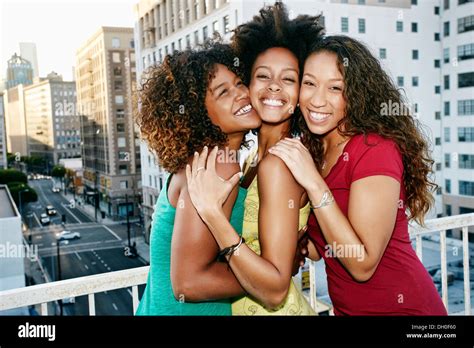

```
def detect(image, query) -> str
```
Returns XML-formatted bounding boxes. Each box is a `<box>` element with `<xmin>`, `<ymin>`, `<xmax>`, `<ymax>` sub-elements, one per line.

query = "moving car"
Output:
<box><xmin>51</xmin><ymin>187</ymin><xmax>61</xmax><ymax>193</ymax></box>
<box><xmin>46</xmin><ymin>205</ymin><xmax>57</xmax><ymax>216</ymax></box>
<box><xmin>55</xmin><ymin>230</ymin><xmax>81</xmax><ymax>241</ymax></box>
<box><xmin>40</xmin><ymin>213</ymin><xmax>50</xmax><ymax>225</ymax></box>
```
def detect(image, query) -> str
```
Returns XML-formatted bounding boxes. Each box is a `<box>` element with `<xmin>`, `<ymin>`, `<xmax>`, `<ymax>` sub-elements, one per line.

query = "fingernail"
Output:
<box><xmin>204</xmin><ymin>146</ymin><xmax>208</xmax><ymax>151</ymax></box>
<box><xmin>194</xmin><ymin>152</ymin><xmax>198</xmax><ymax>156</ymax></box>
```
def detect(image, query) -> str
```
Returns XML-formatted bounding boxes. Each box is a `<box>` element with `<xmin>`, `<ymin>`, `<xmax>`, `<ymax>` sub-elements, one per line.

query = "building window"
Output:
<box><xmin>435</xmin><ymin>85</ymin><xmax>441</xmax><ymax>94</ymax></box>
<box><xmin>435</xmin><ymin>111</ymin><xmax>441</xmax><ymax>120</ymax></box>
<box><xmin>459</xmin><ymin>181</ymin><xmax>474</xmax><ymax>196</ymax></box>
<box><xmin>444</xmin><ymin>75</ymin><xmax>450</xmax><ymax>90</ymax></box>
<box><xmin>445</xmin><ymin>179</ymin><xmax>451</xmax><ymax>194</ymax></box>
<box><xmin>117</xmin><ymin>123</ymin><xmax>125</xmax><ymax>132</ymax></box>
<box><xmin>115</xmin><ymin>95</ymin><xmax>124</xmax><ymax>104</ymax></box>
<box><xmin>434</xmin><ymin>6</ymin><xmax>440</xmax><ymax>15</ymax></box>
<box><xmin>434</xmin><ymin>33</ymin><xmax>440</xmax><ymax>41</ymax></box>
<box><xmin>435</xmin><ymin>137</ymin><xmax>441</xmax><ymax>145</ymax></box>
<box><xmin>379</xmin><ymin>48</ymin><xmax>386</xmax><ymax>59</ymax></box>
<box><xmin>396</xmin><ymin>21</ymin><xmax>403</xmax><ymax>32</ymax></box>
<box><xmin>412</xmin><ymin>50</ymin><xmax>419</xmax><ymax>60</ymax></box>
<box><xmin>444</xmin><ymin>101</ymin><xmax>450</xmax><ymax>116</ymax></box>
<box><xmin>212</xmin><ymin>20</ymin><xmax>219</xmax><ymax>33</ymax></box>
<box><xmin>186</xmin><ymin>34</ymin><xmax>191</xmax><ymax>48</ymax></box>
<box><xmin>458</xmin><ymin>127</ymin><xmax>474</xmax><ymax>142</ymax></box>
<box><xmin>445</xmin><ymin>204</ymin><xmax>452</xmax><ymax>216</ymax></box>
<box><xmin>203</xmin><ymin>26</ymin><xmax>209</xmax><ymax>40</ymax></box>
<box><xmin>341</xmin><ymin>17</ymin><xmax>349</xmax><ymax>33</ymax></box>
<box><xmin>223</xmin><ymin>15</ymin><xmax>231</xmax><ymax>34</ymax></box>
<box><xmin>112</xmin><ymin>37</ymin><xmax>120</xmax><ymax>48</ymax></box>
<box><xmin>443</xmin><ymin>48</ymin><xmax>450</xmax><ymax>63</ymax></box>
<box><xmin>114</xmin><ymin>80</ymin><xmax>123</xmax><ymax>91</ymax></box>
<box><xmin>411</xmin><ymin>22</ymin><xmax>418</xmax><ymax>32</ymax></box>
<box><xmin>397</xmin><ymin>76</ymin><xmax>404</xmax><ymax>87</ymax></box>
<box><xmin>194</xmin><ymin>30</ymin><xmax>199</xmax><ymax>45</ymax></box>
<box><xmin>458</xmin><ymin>72</ymin><xmax>474</xmax><ymax>88</ymax></box>
<box><xmin>358</xmin><ymin>18</ymin><xmax>365</xmax><ymax>33</ymax></box>
<box><xmin>178</xmin><ymin>39</ymin><xmax>182</xmax><ymax>51</ymax></box>
<box><xmin>444</xmin><ymin>0</ymin><xmax>450</xmax><ymax>10</ymax></box>
<box><xmin>458</xmin><ymin>43</ymin><xmax>474</xmax><ymax>61</ymax></box>
<box><xmin>445</xmin><ymin>153</ymin><xmax>451</xmax><ymax>168</ymax></box>
<box><xmin>116</xmin><ymin>109</ymin><xmax>125</xmax><ymax>118</ymax></box>
<box><xmin>412</xmin><ymin>76</ymin><xmax>419</xmax><ymax>87</ymax></box>
<box><xmin>459</xmin><ymin>154</ymin><xmax>474</xmax><ymax>169</ymax></box>
<box><xmin>120</xmin><ymin>180</ymin><xmax>128</xmax><ymax>189</ymax></box>
<box><xmin>119</xmin><ymin>164</ymin><xmax>127</xmax><ymax>174</ymax></box>
<box><xmin>458</xmin><ymin>100</ymin><xmax>474</xmax><ymax>115</ymax></box>
<box><xmin>434</xmin><ymin>59</ymin><xmax>440</xmax><ymax>68</ymax></box>
<box><xmin>112</xmin><ymin>52</ymin><xmax>121</xmax><ymax>63</ymax></box>
<box><xmin>114</xmin><ymin>67</ymin><xmax>122</xmax><ymax>76</ymax></box>
<box><xmin>444</xmin><ymin>127</ymin><xmax>450</xmax><ymax>142</ymax></box>
<box><xmin>458</xmin><ymin>15</ymin><xmax>474</xmax><ymax>34</ymax></box>
<box><xmin>444</xmin><ymin>21</ymin><xmax>450</xmax><ymax>36</ymax></box>
<box><xmin>117</xmin><ymin>137</ymin><xmax>126</xmax><ymax>147</ymax></box>
<box><xmin>436</xmin><ymin>163</ymin><xmax>442</xmax><ymax>171</ymax></box>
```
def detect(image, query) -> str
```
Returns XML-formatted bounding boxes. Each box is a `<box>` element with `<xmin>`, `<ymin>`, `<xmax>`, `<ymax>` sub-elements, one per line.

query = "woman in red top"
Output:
<box><xmin>269</xmin><ymin>36</ymin><xmax>447</xmax><ymax>315</ymax></box>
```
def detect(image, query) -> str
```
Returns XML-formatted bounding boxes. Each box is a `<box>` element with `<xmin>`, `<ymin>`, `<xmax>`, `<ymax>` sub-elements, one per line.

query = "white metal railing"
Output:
<box><xmin>408</xmin><ymin>213</ymin><xmax>474</xmax><ymax>315</ymax></box>
<box><xmin>0</xmin><ymin>214</ymin><xmax>472</xmax><ymax>315</ymax></box>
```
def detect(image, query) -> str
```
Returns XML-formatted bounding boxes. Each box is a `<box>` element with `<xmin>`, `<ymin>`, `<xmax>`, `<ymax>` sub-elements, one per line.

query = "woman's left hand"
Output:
<box><xmin>268</xmin><ymin>138</ymin><xmax>321</xmax><ymax>192</ymax></box>
<box><xmin>186</xmin><ymin>146</ymin><xmax>242</xmax><ymax>221</ymax></box>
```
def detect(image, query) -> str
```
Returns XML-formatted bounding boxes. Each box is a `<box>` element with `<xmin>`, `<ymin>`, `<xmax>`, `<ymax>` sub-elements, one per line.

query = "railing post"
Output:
<box><xmin>88</xmin><ymin>293</ymin><xmax>96</xmax><ymax>316</ymax></box>
<box><xmin>309</xmin><ymin>259</ymin><xmax>317</xmax><ymax>311</ymax></box>
<box><xmin>41</xmin><ymin>303</ymin><xmax>48</xmax><ymax>316</ymax></box>
<box><xmin>462</xmin><ymin>226</ymin><xmax>471</xmax><ymax>315</ymax></box>
<box><xmin>132</xmin><ymin>285</ymin><xmax>139</xmax><ymax>314</ymax></box>
<box><xmin>415</xmin><ymin>234</ymin><xmax>423</xmax><ymax>261</ymax></box>
<box><xmin>440</xmin><ymin>230</ymin><xmax>448</xmax><ymax>312</ymax></box>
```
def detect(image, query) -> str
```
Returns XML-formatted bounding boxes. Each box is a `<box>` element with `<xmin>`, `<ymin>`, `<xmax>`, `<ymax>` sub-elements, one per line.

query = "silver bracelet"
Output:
<box><xmin>310</xmin><ymin>190</ymin><xmax>335</xmax><ymax>209</ymax></box>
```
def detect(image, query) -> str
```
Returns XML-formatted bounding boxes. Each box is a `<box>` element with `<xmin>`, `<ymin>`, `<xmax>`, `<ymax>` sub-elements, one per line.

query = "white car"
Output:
<box><xmin>62</xmin><ymin>297</ymin><xmax>75</xmax><ymax>304</ymax></box>
<box><xmin>40</xmin><ymin>213</ymin><xmax>50</xmax><ymax>225</ymax></box>
<box><xmin>56</xmin><ymin>230</ymin><xmax>81</xmax><ymax>241</ymax></box>
<box><xmin>52</xmin><ymin>187</ymin><xmax>61</xmax><ymax>193</ymax></box>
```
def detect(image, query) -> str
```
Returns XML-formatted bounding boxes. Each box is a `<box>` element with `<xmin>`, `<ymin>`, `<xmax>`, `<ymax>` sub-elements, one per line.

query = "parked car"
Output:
<box><xmin>40</xmin><ymin>213</ymin><xmax>50</xmax><ymax>225</ymax></box>
<box><xmin>46</xmin><ymin>205</ymin><xmax>57</xmax><ymax>216</ymax></box>
<box><xmin>56</xmin><ymin>230</ymin><xmax>81</xmax><ymax>241</ymax></box>
<box><xmin>62</xmin><ymin>297</ymin><xmax>75</xmax><ymax>304</ymax></box>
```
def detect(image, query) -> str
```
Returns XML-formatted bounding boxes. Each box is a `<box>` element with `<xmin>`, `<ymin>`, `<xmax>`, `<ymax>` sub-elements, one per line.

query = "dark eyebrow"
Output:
<box><xmin>303</xmin><ymin>73</ymin><xmax>343</xmax><ymax>82</ymax></box>
<box><xmin>211</xmin><ymin>81</ymin><xmax>226</xmax><ymax>93</ymax></box>
<box><xmin>255</xmin><ymin>65</ymin><xmax>298</xmax><ymax>73</ymax></box>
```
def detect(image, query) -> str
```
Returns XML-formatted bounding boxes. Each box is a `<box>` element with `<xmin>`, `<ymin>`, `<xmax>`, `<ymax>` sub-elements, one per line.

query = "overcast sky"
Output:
<box><xmin>1</xmin><ymin>0</ymin><xmax>137</xmax><ymax>81</ymax></box>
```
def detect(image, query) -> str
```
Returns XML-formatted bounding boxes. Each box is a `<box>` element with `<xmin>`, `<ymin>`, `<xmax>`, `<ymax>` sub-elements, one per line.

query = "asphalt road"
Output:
<box><xmin>23</xmin><ymin>178</ymin><xmax>147</xmax><ymax>316</ymax></box>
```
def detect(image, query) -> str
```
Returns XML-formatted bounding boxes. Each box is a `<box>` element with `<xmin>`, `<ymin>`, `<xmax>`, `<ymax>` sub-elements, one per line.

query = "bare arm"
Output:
<box><xmin>170</xmin><ymin>161</ymin><xmax>245</xmax><ymax>302</ymax></box>
<box><xmin>186</xmin><ymin>148</ymin><xmax>306</xmax><ymax>309</ymax></box>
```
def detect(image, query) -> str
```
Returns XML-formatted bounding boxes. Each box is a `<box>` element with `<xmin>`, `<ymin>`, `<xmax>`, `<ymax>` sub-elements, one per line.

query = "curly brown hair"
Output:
<box><xmin>299</xmin><ymin>35</ymin><xmax>437</xmax><ymax>225</ymax></box>
<box><xmin>135</xmin><ymin>41</ymin><xmax>245</xmax><ymax>173</ymax></box>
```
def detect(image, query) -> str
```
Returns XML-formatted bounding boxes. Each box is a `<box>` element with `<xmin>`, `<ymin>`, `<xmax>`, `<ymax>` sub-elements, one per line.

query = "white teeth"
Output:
<box><xmin>309</xmin><ymin>111</ymin><xmax>331</xmax><ymax>121</ymax></box>
<box><xmin>262</xmin><ymin>98</ymin><xmax>285</xmax><ymax>107</ymax></box>
<box><xmin>235</xmin><ymin>104</ymin><xmax>252</xmax><ymax>116</ymax></box>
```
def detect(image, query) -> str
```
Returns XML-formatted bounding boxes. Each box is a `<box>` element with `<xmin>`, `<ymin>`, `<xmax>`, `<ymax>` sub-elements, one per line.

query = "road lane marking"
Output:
<box><xmin>127</xmin><ymin>289</ymin><xmax>133</xmax><ymax>297</ymax></box>
<box><xmin>112</xmin><ymin>303</ymin><xmax>118</xmax><ymax>311</ymax></box>
<box><xmin>36</xmin><ymin>182</ymin><xmax>82</xmax><ymax>223</ymax></box>
<box><xmin>102</xmin><ymin>225</ymin><xmax>121</xmax><ymax>241</ymax></box>
<box><xmin>75</xmin><ymin>252</ymin><xmax>82</xmax><ymax>261</ymax></box>
<box><xmin>84</xmin><ymin>265</ymin><xmax>89</xmax><ymax>270</ymax></box>
<box><xmin>33</xmin><ymin>212</ymin><xmax>41</xmax><ymax>226</ymax></box>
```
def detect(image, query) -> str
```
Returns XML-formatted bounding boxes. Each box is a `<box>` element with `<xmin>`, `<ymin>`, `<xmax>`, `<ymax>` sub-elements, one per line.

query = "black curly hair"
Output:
<box><xmin>135</xmin><ymin>40</ymin><xmax>245</xmax><ymax>173</ymax></box>
<box><xmin>231</xmin><ymin>1</ymin><xmax>325</xmax><ymax>85</ymax></box>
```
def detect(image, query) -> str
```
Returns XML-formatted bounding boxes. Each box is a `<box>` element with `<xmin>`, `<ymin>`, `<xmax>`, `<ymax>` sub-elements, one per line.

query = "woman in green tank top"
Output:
<box><xmin>134</xmin><ymin>42</ymin><xmax>261</xmax><ymax>315</ymax></box>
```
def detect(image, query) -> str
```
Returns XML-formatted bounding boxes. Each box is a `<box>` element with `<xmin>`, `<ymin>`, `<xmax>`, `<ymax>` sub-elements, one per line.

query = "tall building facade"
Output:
<box><xmin>4</xmin><ymin>84</ymin><xmax>28</xmax><ymax>157</ymax></box>
<box><xmin>23</xmin><ymin>73</ymin><xmax>82</xmax><ymax>169</ymax></box>
<box><xmin>75</xmin><ymin>27</ymin><xmax>141</xmax><ymax>220</ymax></box>
<box><xmin>19</xmin><ymin>42</ymin><xmax>39</xmax><ymax>79</ymax></box>
<box><xmin>439</xmin><ymin>0</ymin><xmax>474</xmax><ymax>226</ymax></box>
<box><xmin>134</xmin><ymin>0</ymin><xmax>473</xmax><ymax>240</ymax></box>
<box><xmin>5</xmin><ymin>53</ymin><xmax>33</xmax><ymax>89</ymax></box>
<box><xmin>0</xmin><ymin>92</ymin><xmax>7</xmax><ymax>169</ymax></box>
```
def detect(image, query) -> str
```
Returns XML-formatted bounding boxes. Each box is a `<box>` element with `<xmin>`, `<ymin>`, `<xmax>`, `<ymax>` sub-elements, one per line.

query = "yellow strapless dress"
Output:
<box><xmin>232</xmin><ymin>151</ymin><xmax>316</xmax><ymax>315</ymax></box>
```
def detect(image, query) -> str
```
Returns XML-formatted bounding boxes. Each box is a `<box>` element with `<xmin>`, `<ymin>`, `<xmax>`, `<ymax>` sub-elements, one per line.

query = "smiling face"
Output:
<box><xmin>249</xmin><ymin>47</ymin><xmax>300</xmax><ymax>124</ymax></box>
<box><xmin>205</xmin><ymin>64</ymin><xmax>261</xmax><ymax>134</ymax></box>
<box><xmin>299</xmin><ymin>51</ymin><xmax>347</xmax><ymax>135</ymax></box>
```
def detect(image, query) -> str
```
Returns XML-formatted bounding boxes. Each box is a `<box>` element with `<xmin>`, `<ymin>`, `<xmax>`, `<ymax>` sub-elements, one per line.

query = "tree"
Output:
<box><xmin>0</xmin><ymin>169</ymin><xmax>27</xmax><ymax>185</ymax></box>
<box><xmin>51</xmin><ymin>165</ymin><xmax>66</xmax><ymax>178</ymax></box>
<box><xmin>6</xmin><ymin>182</ymin><xmax>38</xmax><ymax>207</ymax></box>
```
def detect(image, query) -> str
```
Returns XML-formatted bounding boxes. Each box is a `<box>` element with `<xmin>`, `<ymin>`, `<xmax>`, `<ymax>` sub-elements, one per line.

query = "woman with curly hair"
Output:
<box><xmin>185</xmin><ymin>2</ymin><xmax>324</xmax><ymax>315</ymax></box>
<box><xmin>134</xmin><ymin>42</ymin><xmax>261</xmax><ymax>315</ymax></box>
<box><xmin>268</xmin><ymin>35</ymin><xmax>447</xmax><ymax>315</ymax></box>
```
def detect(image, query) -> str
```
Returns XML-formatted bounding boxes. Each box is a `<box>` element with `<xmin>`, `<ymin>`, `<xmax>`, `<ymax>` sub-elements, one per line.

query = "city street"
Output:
<box><xmin>23</xmin><ymin>178</ymin><xmax>147</xmax><ymax>315</ymax></box>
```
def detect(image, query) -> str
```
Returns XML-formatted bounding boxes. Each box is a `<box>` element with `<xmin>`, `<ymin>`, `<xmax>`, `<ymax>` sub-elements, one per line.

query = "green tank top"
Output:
<box><xmin>136</xmin><ymin>174</ymin><xmax>246</xmax><ymax>315</ymax></box>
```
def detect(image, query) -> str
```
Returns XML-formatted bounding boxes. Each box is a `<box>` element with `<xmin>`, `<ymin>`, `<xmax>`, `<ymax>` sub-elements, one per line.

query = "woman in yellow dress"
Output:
<box><xmin>186</xmin><ymin>3</ymin><xmax>324</xmax><ymax>315</ymax></box>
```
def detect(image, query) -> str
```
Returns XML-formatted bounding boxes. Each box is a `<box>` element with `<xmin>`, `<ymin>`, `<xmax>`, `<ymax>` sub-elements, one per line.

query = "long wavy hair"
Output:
<box><xmin>299</xmin><ymin>36</ymin><xmax>437</xmax><ymax>225</ymax></box>
<box><xmin>134</xmin><ymin>41</ymin><xmax>245</xmax><ymax>173</ymax></box>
